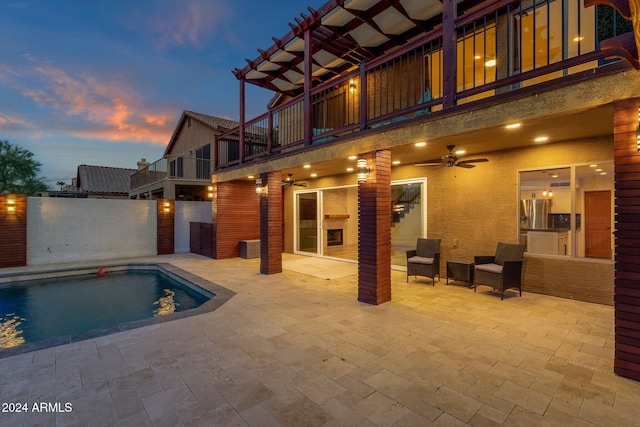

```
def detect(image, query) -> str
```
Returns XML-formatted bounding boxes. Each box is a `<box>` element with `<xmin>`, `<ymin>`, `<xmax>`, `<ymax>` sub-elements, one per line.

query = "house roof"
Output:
<box><xmin>76</xmin><ymin>165</ymin><xmax>136</xmax><ymax>195</ymax></box>
<box><xmin>164</xmin><ymin>110</ymin><xmax>239</xmax><ymax>156</ymax></box>
<box><xmin>233</xmin><ymin>0</ymin><xmax>481</xmax><ymax>95</ymax></box>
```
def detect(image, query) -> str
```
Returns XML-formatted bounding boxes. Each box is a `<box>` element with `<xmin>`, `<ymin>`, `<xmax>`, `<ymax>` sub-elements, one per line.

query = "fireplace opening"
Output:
<box><xmin>327</xmin><ymin>229</ymin><xmax>344</xmax><ymax>246</ymax></box>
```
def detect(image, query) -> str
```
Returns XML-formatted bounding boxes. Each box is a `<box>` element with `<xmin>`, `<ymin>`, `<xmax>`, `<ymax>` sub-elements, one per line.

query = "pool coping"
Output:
<box><xmin>0</xmin><ymin>263</ymin><xmax>236</xmax><ymax>359</ymax></box>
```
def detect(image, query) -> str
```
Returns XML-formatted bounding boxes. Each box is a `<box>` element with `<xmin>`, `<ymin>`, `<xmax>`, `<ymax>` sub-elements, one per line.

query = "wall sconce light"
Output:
<box><xmin>163</xmin><ymin>202</ymin><xmax>171</xmax><ymax>213</ymax></box>
<box><xmin>207</xmin><ymin>186</ymin><xmax>214</xmax><ymax>199</ymax></box>
<box><xmin>255</xmin><ymin>178</ymin><xmax>264</xmax><ymax>195</ymax></box>
<box><xmin>7</xmin><ymin>198</ymin><xmax>16</xmax><ymax>213</ymax></box>
<box><xmin>349</xmin><ymin>78</ymin><xmax>357</xmax><ymax>94</ymax></box>
<box><xmin>357</xmin><ymin>158</ymin><xmax>371</xmax><ymax>183</ymax></box>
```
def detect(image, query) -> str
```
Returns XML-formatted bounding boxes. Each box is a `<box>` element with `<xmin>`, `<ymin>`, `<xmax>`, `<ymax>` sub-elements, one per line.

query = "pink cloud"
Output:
<box><xmin>20</xmin><ymin>64</ymin><xmax>176</xmax><ymax>145</ymax></box>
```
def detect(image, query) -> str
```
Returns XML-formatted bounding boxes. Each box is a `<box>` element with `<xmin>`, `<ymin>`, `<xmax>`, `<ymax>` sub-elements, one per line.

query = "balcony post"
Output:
<box><xmin>268</xmin><ymin>110</ymin><xmax>274</xmax><ymax>153</ymax></box>
<box><xmin>442</xmin><ymin>0</ymin><xmax>457</xmax><ymax>109</ymax></box>
<box><xmin>303</xmin><ymin>27</ymin><xmax>313</xmax><ymax>147</ymax></box>
<box><xmin>239</xmin><ymin>78</ymin><xmax>246</xmax><ymax>163</ymax></box>
<box><xmin>359</xmin><ymin>61</ymin><xmax>367</xmax><ymax>129</ymax></box>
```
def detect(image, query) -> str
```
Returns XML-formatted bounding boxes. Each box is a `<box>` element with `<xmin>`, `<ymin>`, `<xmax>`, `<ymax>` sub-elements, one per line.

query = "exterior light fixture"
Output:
<box><xmin>349</xmin><ymin>78</ymin><xmax>357</xmax><ymax>94</ymax></box>
<box><xmin>485</xmin><ymin>59</ymin><xmax>496</xmax><ymax>67</ymax></box>
<box><xmin>207</xmin><ymin>186</ymin><xmax>214</xmax><ymax>199</ymax></box>
<box><xmin>505</xmin><ymin>123</ymin><xmax>521</xmax><ymax>129</ymax></box>
<box><xmin>255</xmin><ymin>178</ymin><xmax>264</xmax><ymax>194</ymax></box>
<box><xmin>357</xmin><ymin>158</ymin><xmax>371</xmax><ymax>183</ymax></box>
<box><xmin>163</xmin><ymin>202</ymin><xmax>171</xmax><ymax>213</ymax></box>
<box><xmin>7</xmin><ymin>198</ymin><xmax>15</xmax><ymax>213</ymax></box>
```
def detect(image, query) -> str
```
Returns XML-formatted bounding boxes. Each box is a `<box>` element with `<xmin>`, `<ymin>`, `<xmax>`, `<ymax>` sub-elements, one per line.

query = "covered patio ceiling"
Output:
<box><xmin>233</xmin><ymin>0</ymin><xmax>482</xmax><ymax>95</ymax></box>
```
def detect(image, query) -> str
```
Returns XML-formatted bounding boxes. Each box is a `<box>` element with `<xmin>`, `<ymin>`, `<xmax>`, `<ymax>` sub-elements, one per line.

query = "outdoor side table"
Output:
<box><xmin>446</xmin><ymin>261</ymin><xmax>474</xmax><ymax>288</ymax></box>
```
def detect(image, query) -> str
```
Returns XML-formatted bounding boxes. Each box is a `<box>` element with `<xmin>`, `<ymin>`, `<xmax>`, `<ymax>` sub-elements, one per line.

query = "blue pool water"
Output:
<box><xmin>0</xmin><ymin>269</ymin><xmax>210</xmax><ymax>349</ymax></box>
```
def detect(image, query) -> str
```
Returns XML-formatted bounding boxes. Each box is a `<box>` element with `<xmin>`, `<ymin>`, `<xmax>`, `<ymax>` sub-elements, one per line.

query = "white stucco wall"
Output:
<box><xmin>175</xmin><ymin>201</ymin><xmax>212</xmax><ymax>253</ymax></box>
<box><xmin>27</xmin><ymin>198</ymin><xmax>157</xmax><ymax>265</ymax></box>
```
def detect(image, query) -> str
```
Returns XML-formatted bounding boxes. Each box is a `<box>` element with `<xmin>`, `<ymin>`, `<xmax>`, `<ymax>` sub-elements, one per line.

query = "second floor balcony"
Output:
<box><xmin>131</xmin><ymin>154</ymin><xmax>212</xmax><ymax>191</ymax></box>
<box><xmin>215</xmin><ymin>0</ymin><xmax>634</xmax><ymax>170</ymax></box>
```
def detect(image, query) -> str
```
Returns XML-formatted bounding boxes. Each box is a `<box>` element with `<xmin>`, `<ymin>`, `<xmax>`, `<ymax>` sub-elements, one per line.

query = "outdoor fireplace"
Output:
<box><xmin>327</xmin><ymin>229</ymin><xmax>344</xmax><ymax>246</ymax></box>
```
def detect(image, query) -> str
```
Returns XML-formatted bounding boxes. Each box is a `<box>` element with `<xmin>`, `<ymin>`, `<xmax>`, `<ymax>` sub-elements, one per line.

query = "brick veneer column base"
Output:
<box><xmin>613</xmin><ymin>97</ymin><xmax>640</xmax><ymax>382</ymax></box>
<box><xmin>0</xmin><ymin>194</ymin><xmax>27</xmax><ymax>268</ymax></box>
<box><xmin>260</xmin><ymin>172</ymin><xmax>283</xmax><ymax>274</ymax></box>
<box><xmin>358</xmin><ymin>150</ymin><xmax>392</xmax><ymax>305</ymax></box>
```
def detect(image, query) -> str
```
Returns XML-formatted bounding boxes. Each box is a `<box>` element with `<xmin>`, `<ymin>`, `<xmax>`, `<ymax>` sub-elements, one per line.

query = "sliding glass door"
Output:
<box><xmin>296</xmin><ymin>191</ymin><xmax>319</xmax><ymax>254</ymax></box>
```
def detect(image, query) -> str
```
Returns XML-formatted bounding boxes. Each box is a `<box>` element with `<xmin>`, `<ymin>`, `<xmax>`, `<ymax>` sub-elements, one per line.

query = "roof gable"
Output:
<box><xmin>164</xmin><ymin>110</ymin><xmax>239</xmax><ymax>156</ymax></box>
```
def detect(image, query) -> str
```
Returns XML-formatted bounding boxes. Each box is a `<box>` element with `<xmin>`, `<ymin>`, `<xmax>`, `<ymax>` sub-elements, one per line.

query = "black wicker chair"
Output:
<box><xmin>474</xmin><ymin>243</ymin><xmax>526</xmax><ymax>300</ymax></box>
<box><xmin>406</xmin><ymin>238</ymin><xmax>441</xmax><ymax>285</ymax></box>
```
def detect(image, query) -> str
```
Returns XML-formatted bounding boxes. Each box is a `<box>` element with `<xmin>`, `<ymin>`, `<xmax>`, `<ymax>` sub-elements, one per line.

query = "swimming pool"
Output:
<box><xmin>0</xmin><ymin>263</ymin><xmax>233</xmax><ymax>357</ymax></box>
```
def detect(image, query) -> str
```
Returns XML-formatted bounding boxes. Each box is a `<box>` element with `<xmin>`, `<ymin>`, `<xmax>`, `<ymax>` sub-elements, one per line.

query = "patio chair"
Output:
<box><xmin>406</xmin><ymin>238</ymin><xmax>441</xmax><ymax>285</ymax></box>
<box><xmin>474</xmin><ymin>242</ymin><xmax>526</xmax><ymax>300</ymax></box>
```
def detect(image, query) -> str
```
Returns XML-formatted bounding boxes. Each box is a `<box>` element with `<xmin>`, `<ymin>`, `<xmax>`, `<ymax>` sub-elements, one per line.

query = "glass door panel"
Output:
<box><xmin>391</xmin><ymin>180</ymin><xmax>425</xmax><ymax>267</ymax></box>
<box><xmin>296</xmin><ymin>192</ymin><xmax>319</xmax><ymax>254</ymax></box>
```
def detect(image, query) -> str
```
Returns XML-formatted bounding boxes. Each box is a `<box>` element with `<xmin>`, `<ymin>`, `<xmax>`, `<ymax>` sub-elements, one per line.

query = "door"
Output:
<box><xmin>584</xmin><ymin>190</ymin><xmax>611</xmax><ymax>259</ymax></box>
<box><xmin>296</xmin><ymin>191</ymin><xmax>320</xmax><ymax>254</ymax></box>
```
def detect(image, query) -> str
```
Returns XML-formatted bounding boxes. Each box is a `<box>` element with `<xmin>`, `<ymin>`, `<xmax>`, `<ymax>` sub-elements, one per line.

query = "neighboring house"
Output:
<box><xmin>203</xmin><ymin>0</ymin><xmax>640</xmax><ymax>381</ymax></box>
<box><xmin>76</xmin><ymin>165</ymin><xmax>136</xmax><ymax>199</ymax></box>
<box><xmin>129</xmin><ymin>110</ymin><xmax>238</xmax><ymax>200</ymax></box>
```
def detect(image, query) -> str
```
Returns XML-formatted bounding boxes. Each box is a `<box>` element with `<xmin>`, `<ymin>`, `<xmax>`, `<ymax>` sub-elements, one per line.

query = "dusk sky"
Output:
<box><xmin>1</xmin><ymin>0</ymin><xmax>309</xmax><ymax>188</ymax></box>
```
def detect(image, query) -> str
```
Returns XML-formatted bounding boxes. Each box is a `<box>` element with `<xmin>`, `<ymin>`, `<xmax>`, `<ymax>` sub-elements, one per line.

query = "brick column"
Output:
<box><xmin>157</xmin><ymin>199</ymin><xmax>175</xmax><ymax>255</ymax></box>
<box><xmin>211</xmin><ymin>180</ymin><xmax>260</xmax><ymax>259</ymax></box>
<box><xmin>260</xmin><ymin>172</ymin><xmax>283</xmax><ymax>274</ymax></box>
<box><xmin>358</xmin><ymin>150</ymin><xmax>392</xmax><ymax>304</ymax></box>
<box><xmin>613</xmin><ymin>97</ymin><xmax>640</xmax><ymax>381</ymax></box>
<box><xmin>0</xmin><ymin>194</ymin><xmax>27</xmax><ymax>268</ymax></box>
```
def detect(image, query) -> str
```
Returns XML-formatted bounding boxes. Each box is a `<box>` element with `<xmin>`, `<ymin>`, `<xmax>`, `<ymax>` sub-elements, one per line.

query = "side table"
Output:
<box><xmin>446</xmin><ymin>261</ymin><xmax>474</xmax><ymax>288</ymax></box>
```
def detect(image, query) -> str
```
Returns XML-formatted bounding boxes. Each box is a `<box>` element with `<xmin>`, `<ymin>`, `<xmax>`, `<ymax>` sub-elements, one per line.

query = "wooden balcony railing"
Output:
<box><xmin>211</xmin><ymin>0</ymin><xmax>631</xmax><ymax>170</ymax></box>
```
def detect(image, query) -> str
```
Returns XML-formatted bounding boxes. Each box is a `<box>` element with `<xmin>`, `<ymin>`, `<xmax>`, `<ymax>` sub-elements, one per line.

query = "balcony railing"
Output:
<box><xmin>215</xmin><ymin>0</ymin><xmax>631</xmax><ymax>171</ymax></box>
<box><xmin>130</xmin><ymin>154</ymin><xmax>212</xmax><ymax>191</ymax></box>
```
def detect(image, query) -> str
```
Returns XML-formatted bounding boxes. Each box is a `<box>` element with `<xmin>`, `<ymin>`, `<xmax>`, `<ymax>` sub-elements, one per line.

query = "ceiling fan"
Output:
<box><xmin>415</xmin><ymin>145</ymin><xmax>489</xmax><ymax>169</ymax></box>
<box><xmin>282</xmin><ymin>174</ymin><xmax>308</xmax><ymax>187</ymax></box>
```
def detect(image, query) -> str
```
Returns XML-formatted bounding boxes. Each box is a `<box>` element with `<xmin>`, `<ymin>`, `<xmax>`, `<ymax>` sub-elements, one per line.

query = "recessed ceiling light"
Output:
<box><xmin>455</xmin><ymin>150</ymin><xmax>465</xmax><ymax>155</ymax></box>
<box><xmin>392</xmin><ymin>160</ymin><xmax>401</xmax><ymax>165</ymax></box>
<box><xmin>346</xmin><ymin>167</ymin><xmax>354</xmax><ymax>172</ymax></box>
<box><xmin>595</xmin><ymin>169</ymin><xmax>602</xmax><ymax>172</ymax></box>
<box><xmin>474</xmin><ymin>55</ymin><xmax>481</xmax><ymax>59</ymax></box>
<box><xmin>348</xmin><ymin>155</ymin><xmax>357</xmax><ymax>160</ymax></box>
<box><xmin>311</xmin><ymin>173</ymin><xmax>317</xmax><ymax>177</ymax></box>
<box><xmin>248</xmin><ymin>175</ymin><xmax>254</xmax><ymax>179</ymax></box>
<box><xmin>574</xmin><ymin>36</ymin><xmax>585</xmax><ymax>42</ymax></box>
<box><xmin>485</xmin><ymin>59</ymin><xmax>496</xmax><ymax>67</ymax></box>
<box><xmin>590</xmin><ymin>164</ymin><xmax>598</xmax><ymax>168</ymax></box>
<box><xmin>415</xmin><ymin>141</ymin><xmax>427</xmax><ymax>147</ymax></box>
<box><xmin>600</xmin><ymin>172</ymin><xmax>607</xmax><ymax>175</ymax></box>
<box><xmin>534</xmin><ymin>136</ymin><xmax>548</xmax><ymax>142</ymax></box>
<box><xmin>303</xmin><ymin>164</ymin><xmax>311</xmax><ymax>169</ymax></box>
<box><xmin>552</xmin><ymin>175</ymin><xmax>558</xmax><ymax>178</ymax></box>
<box><xmin>505</xmin><ymin>123</ymin><xmax>521</xmax><ymax>129</ymax></box>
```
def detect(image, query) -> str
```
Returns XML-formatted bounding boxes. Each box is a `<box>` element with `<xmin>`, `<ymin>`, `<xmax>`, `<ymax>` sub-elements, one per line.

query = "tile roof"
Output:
<box><xmin>77</xmin><ymin>165</ymin><xmax>136</xmax><ymax>194</ymax></box>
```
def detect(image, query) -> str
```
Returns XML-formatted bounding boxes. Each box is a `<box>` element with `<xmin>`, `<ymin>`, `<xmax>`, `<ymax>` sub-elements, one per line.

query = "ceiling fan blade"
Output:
<box><xmin>294</xmin><ymin>183</ymin><xmax>308</xmax><ymax>187</ymax></box>
<box><xmin>460</xmin><ymin>158</ymin><xmax>488</xmax><ymax>163</ymax></box>
<box><xmin>415</xmin><ymin>162</ymin><xmax>444</xmax><ymax>166</ymax></box>
<box><xmin>456</xmin><ymin>162</ymin><xmax>476</xmax><ymax>169</ymax></box>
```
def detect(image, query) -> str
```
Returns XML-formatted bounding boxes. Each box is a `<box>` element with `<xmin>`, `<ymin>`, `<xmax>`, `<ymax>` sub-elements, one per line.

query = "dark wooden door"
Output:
<box><xmin>585</xmin><ymin>190</ymin><xmax>611</xmax><ymax>259</ymax></box>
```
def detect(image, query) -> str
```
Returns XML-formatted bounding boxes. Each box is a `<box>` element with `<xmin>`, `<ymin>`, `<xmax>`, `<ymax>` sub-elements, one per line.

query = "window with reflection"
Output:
<box><xmin>519</xmin><ymin>163</ymin><xmax>613</xmax><ymax>259</ymax></box>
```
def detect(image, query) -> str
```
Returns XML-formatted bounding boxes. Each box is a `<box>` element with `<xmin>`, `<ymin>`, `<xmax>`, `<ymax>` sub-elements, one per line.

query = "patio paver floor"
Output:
<box><xmin>0</xmin><ymin>253</ymin><xmax>637</xmax><ymax>426</ymax></box>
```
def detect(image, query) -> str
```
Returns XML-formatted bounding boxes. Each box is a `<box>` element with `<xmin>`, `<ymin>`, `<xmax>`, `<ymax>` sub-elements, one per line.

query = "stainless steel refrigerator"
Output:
<box><xmin>520</xmin><ymin>199</ymin><xmax>550</xmax><ymax>230</ymax></box>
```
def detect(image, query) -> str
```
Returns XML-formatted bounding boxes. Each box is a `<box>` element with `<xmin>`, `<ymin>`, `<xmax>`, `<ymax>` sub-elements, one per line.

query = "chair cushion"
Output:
<box><xmin>475</xmin><ymin>263</ymin><xmax>503</xmax><ymax>274</ymax></box>
<box><xmin>408</xmin><ymin>256</ymin><xmax>434</xmax><ymax>265</ymax></box>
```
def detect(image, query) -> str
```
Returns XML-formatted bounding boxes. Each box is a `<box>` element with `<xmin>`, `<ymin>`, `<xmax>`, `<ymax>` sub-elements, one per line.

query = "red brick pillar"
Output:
<box><xmin>211</xmin><ymin>181</ymin><xmax>260</xmax><ymax>259</ymax></box>
<box><xmin>0</xmin><ymin>194</ymin><xmax>27</xmax><ymax>268</ymax></box>
<box><xmin>613</xmin><ymin>97</ymin><xmax>640</xmax><ymax>381</ymax></box>
<box><xmin>157</xmin><ymin>199</ymin><xmax>175</xmax><ymax>255</ymax></box>
<box><xmin>358</xmin><ymin>150</ymin><xmax>392</xmax><ymax>304</ymax></box>
<box><xmin>260</xmin><ymin>172</ymin><xmax>283</xmax><ymax>274</ymax></box>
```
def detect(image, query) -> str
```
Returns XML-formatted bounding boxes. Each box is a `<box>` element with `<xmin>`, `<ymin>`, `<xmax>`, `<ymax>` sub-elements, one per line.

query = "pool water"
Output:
<box><xmin>0</xmin><ymin>270</ymin><xmax>210</xmax><ymax>349</ymax></box>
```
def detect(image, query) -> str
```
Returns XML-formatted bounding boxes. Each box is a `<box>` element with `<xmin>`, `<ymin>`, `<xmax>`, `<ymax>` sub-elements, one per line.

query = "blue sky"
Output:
<box><xmin>0</xmin><ymin>0</ymin><xmax>307</xmax><ymax>187</ymax></box>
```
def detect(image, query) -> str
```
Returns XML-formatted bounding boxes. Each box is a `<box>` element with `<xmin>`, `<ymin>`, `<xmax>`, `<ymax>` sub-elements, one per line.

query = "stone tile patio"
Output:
<box><xmin>0</xmin><ymin>253</ymin><xmax>638</xmax><ymax>426</ymax></box>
